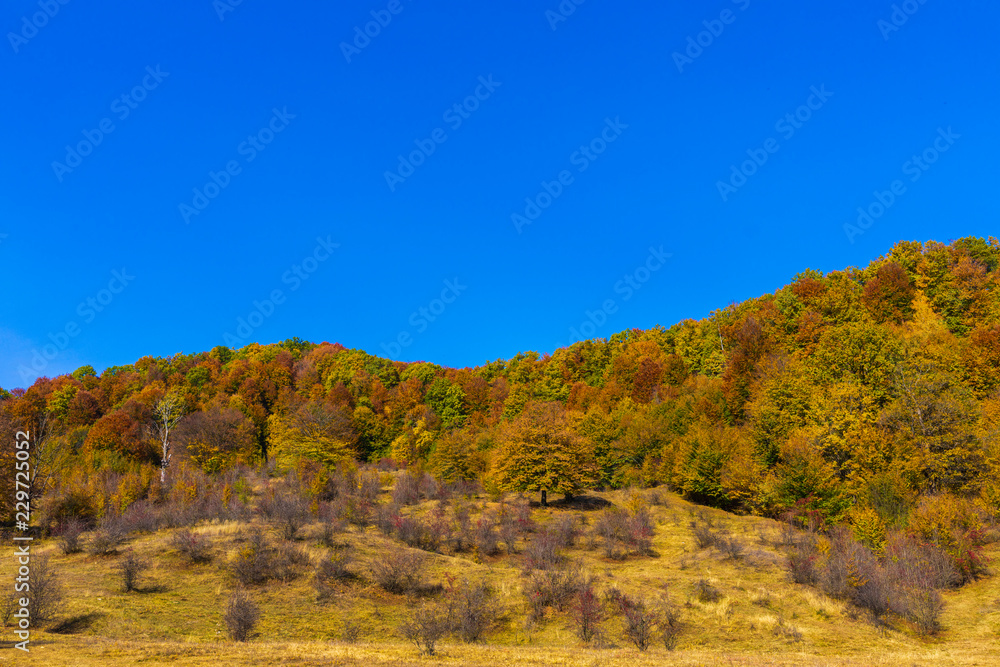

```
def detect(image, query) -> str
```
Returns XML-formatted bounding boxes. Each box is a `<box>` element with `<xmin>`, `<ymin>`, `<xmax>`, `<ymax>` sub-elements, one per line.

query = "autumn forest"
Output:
<box><xmin>4</xmin><ymin>238</ymin><xmax>1000</xmax><ymax>537</ymax></box>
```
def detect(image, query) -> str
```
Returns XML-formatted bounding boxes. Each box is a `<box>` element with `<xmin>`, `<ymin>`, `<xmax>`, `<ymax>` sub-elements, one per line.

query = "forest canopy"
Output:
<box><xmin>4</xmin><ymin>237</ymin><xmax>1000</xmax><ymax>526</ymax></box>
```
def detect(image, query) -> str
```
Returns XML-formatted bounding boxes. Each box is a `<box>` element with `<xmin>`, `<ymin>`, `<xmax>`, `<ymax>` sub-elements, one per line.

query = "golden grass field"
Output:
<box><xmin>3</xmin><ymin>488</ymin><xmax>999</xmax><ymax>666</ymax></box>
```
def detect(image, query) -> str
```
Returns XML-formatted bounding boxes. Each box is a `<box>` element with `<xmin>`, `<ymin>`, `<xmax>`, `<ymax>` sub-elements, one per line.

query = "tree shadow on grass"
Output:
<box><xmin>48</xmin><ymin>612</ymin><xmax>104</xmax><ymax>634</ymax></box>
<box><xmin>545</xmin><ymin>494</ymin><xmax>613</xmax><ymax>511</ymax></box>
<box><xmin>135</xmin><ymin>583</ymin><xmax>169</xmax><ymax>594</ymax></box>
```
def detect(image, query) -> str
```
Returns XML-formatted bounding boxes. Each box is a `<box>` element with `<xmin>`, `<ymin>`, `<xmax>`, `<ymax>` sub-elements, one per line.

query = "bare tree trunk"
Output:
<box><xmin>540</xmin><ymin>489</ymin><xmax>547</xmax><ymax>507</ymax></box>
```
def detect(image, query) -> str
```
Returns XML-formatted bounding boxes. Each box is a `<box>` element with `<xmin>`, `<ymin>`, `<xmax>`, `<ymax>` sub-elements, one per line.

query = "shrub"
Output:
<box><xmin>314</xmin><ymin>548</ymin><xmax>352</xmax><ymax>599</ymax></box>
<box><xmin>225</xmin><ymin>588</ymin><xmax>260</xmax><ymax>642</ymax></box>
<box><xmin>272</xmin><ymin>542</ymin><xmax>310</xmax><ymax>582</ymax></box>
<box><xmin>1</xmin><ymin>592</ymin><xmax>17</xmax><ymax>628</ymax></box>
<box><xmin>27</xmin><ymin>555</ymin><xmax>64</xmax><ymax>622</ymax></box>
<box><xmin>691</xmin><ymin>517</ymin><xmax>717</xmax><ymax>549</ymax></box>
<box><xmin>341</xmin><ymin>618</ymin><xmax>363</xmax><ymax>642</ymax></box>
<box><xmin>690</xmin><ymin>514</ymin><xmax>744</xmax><ymax>558</ymax></box>
<box><xmin>571</xmin><ymin>583</ymin><xmax>605</xmax><ymax>643</ymax></box>
<box><xmin>170</xmin><ymin>529</ymin><xmax>212</xmax><ymax>563</ymax></box>
<box><xmin>88</xmin><ymin>515</ymin><xmax>128</xmax><ymax>555</ymax></box>
<box><xmin>606</xmin><ymin>590</ymin><xmax>656</xmax><ymax>651</ymax></box>
<box><xmin>231</xmin><ymin>529</ymin><xmax>271</xmax><ymax>586</ymax></box>
<box><xmin>451</xmin><ymin>502</ymin><xmax>473</xmax><ymax>553</ymax></box>
<box><xmin>392</xmin><ymin>471</ymin><xmax>421</xmax><ymax>506</ymax></box>
<box><xmin>660</xmin><ymin>598</ymin><xmax>683</xmax><ymax>650</ymax></box>
<box><xmin>595</xmin><ymin>506</ymin><xmax>654</xmax><ymax>560</ymax></box>
<box><xmin>849</xmin><ymin>506</ymin><xmax>888</xmax><ymax>555</ymax></box>
<box><xmin>550</xmin><ymin>514</ymin><xmax>579</xmax><ymax>548</ymax></box>
<box><xmin>472</xmin><ymin>517</ymin><xmax>500</xmax><ymax>557</ymax></box>
<box><xmin>115</xmin><ymin>549</ymin><xmax>151</xmax><ymax>592</ymax></box>
<box><xmin>445</xmin><ymin>577</ymin><xmax>501</xmax><ymax>643</ymax></box>
<box><xmin>883</xmin><ymin>532</ymin><xmax>959</xmax><ymax>590</ymax></box>
<box><xmin>523</xmin><ymin>530</ymin><xmax>564</xmax><ymax>571</ymax></box>
<box><xmin>331</xmin><ymin>494</ymin><xmax>373</xmax><ymax>527</ymax></box>
<box><xmin>821</xmin><ymin>530</ymin><xmax>889</xmax><ymax>617</ymax></box>
<box><xmin>357</xmin><ymin>470</ymin><xmax>383</xmax><ymax>503</ymax></box>
<box><xmin>371</xmin><ymin>548</ymin><xmax>424</xmax><ymax>593</ymax></box>
<box><xmin>424</xmin><ymin>503</ymin><xmax>452</xmax><ymax>552</ymax></box>
<box><xmin>511</xmin><ymin>496</ymin><xmax>535</xmax><ymax>531</ymax></box>
<box><xmin>375</xmin><ymin>503</ymin><xmax>401</xmax><ymax>536</ymax></box>
<box><xmin>909</xmin><ymin>493</ymin><xmax>989</xmax><ymax>583</ymax></box>
<box><xmin>693</xmin><ymin>579</ymin><xmax>720</xmax><ymax>603</ymax></box>
<box><xmin>399</xmin><ymin>602</ymin><xmax>449</xmax><ymax>656</ymax></box>
<box><xmin>394</xmin><ymin>515</ymin><xmax>426</xmax><ymax>549</ymax></box>
<box><xmin>787</xmin><ymin>539</ymin><xmax>819</xmax><ymax>585</ymax></box>
<box><xmin>57</xmin><ymin>519</ymin><xmax>85</xmax><ymax>555</ymax></box>
<box><xmin>717</xmin><ymin>534</ymin><xmax>745</xmax><ymax>560</ymax></box>
<box><xmin>772</xmin><ymin>615</ymin><xmax>802</xmax><ymax>641</ymax></box>
<box><xmin>120</xmin><ymin>501</ymin><xmax>159</xmax><ymax>534</ymax></box>
<box><xmin>497</xmin><ymin>506</ymin><xmax>521</xmax><ymax>554</ymax></box>
<box><xmin>622</xmin><ymin>599</ymin><xmax>656</xmax><ymax>651</ymax></box>
<box><xmin>418</xmin><ymin>472</ymin><xmax>444</xmax><ymax>501</ymax></box>
<box><xmin>261</xmin><ymin>492</ymin><xmax>309</xmax><ymax>540</ymax></box>
<box><xmin>524</xmin><ymin>561</ymin><xmax>587</xmax><ymax>621</ymax></box>
<box><xmin>317</xmin><ymin>519</ymin><xmax>344</xmax><ymax>547</ymax></box>
<box><xmin>899</xmin><ymin>587</ymin><xmax>944</xmax><ymax>635</ymax></box>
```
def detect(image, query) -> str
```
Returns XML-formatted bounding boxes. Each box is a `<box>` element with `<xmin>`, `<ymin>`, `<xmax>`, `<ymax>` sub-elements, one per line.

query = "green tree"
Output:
<box><xmin>425</xmin><ymin>378</ymin><xmax>467</xmax><ymax>428</ymax></box>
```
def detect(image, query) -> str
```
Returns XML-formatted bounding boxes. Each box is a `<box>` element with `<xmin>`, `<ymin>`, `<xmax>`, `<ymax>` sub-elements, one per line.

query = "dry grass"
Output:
<box><xmin>3</xmin><ymin>489</ymin><xmax>999</xmax><ymax>665</ymax></box>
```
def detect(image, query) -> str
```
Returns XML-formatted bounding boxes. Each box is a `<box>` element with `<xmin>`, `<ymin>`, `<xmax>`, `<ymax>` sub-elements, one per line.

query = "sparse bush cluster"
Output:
<box><xmin>689</xmin><ymin>513</ymin><xmax>745</xmax><ymax>560</ymax></box>
<box><xmin>371</xmin><ymin>547</ymin><xmax>425</xmax><ymax>594</ymax></box>
<box><xmin>398</xmin><ymin>602</ymin><xmax>450</xmax><ymax>656</ymax></box>
<box><xmin>782</xmin><ymin>518</ymin><xmax>971</xmax><ymax>634</ymax></box>
<box><xmin>170</xmin><ymin>528</ymin><xmax>213</xmax><ymax>563</ymax></box>
<box><xmin>397</xmin><ymin>577</ymin><xmax>502</xmax><ymax>653</ymax></box>
<box><xmin>567</xmin><ymin>585</ymin><xmax>683</xmax><ymax>651</ymax></box>
<box><xmin>444</xmin><ymin>577</ymin><xmax>502</xmax><ymax>643</ymax></box>
<box><xmin>25</xmin><ymin>555</ymin><xmax>64</xmax><ymax>623</ymax></box>
<box><xmin>260</xmin><ymin>489</ymin><xmax>311</xmax><ymax>540</ymax></box>
<box><xmin>594</xmin><ymin>505</ymin><xmax>654</xmax><ymax>560</ymax></box>
<box><xmin>56</xmin><ymin>519</ymin><xmax>85</xmax><ymax>555</ymax></box>
<box><xmin>230</xmin><ymin>528</ymin><xmax>308</xmax><ymax>586</ymax></box>
<box><xmin>314</xmin><ymin>546</ymin><xmax>353</xmax><ymax>599</ymax></box>
<box><xmin>87</xmin><ymin>515</ymin><xmax>129</xmax><ymax>555</ymax></box>
<box><xmin>524</xmin><ymin>561</ymin><xmax>589</xmax><ymax>621</ymax></box>
<box><xmin>391</xmin><ymin>470</ymin><xmax>425</xmax><ymax>506</ymax></box>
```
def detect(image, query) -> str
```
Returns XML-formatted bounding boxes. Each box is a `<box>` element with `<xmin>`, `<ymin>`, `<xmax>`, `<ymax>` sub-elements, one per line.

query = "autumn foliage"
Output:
<box><xmin>1</xmin><ymin>238</ymin><xmax>999</xmax><ymax>570</ymax></box>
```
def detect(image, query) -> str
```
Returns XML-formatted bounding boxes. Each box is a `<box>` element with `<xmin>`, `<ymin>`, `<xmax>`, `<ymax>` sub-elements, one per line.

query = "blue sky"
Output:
<box><xmin>2</xmin><ymin>0</ymin><xmax>998</xmax><ymax>389</ymax></box>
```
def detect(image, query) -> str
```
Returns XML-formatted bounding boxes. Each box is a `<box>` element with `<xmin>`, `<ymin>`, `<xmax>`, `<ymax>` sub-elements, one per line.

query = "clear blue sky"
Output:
<box><xmin>2</xmin><ymin>0</ymin><xmax>998</xmax><ymax>389</ymax></box>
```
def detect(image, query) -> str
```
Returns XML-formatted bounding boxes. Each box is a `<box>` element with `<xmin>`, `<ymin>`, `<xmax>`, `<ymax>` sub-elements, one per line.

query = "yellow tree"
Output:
<box><xmin>490</xmin><ymin>402</ymin><xmax>598</xmax><ymax>506</ymax></box>
<box><xmin>268</xmin><ymin>401</ymin><xmax>356</xmax><ymax>471</ymax></box>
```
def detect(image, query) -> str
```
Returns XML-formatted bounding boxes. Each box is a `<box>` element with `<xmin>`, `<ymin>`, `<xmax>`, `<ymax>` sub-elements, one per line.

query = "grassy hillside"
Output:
<box><xmin>5</xmin><ymin>479</ymin><xmax>999</xmax><ymax>665</ymax></box>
